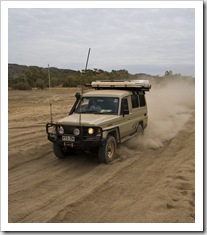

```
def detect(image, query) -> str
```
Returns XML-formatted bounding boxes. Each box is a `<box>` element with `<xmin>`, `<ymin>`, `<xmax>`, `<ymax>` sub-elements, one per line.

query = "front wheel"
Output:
<box><xmin>53</xmin><ymin>143</ymin><xmax>66</xmax><ymax>159</ymax></box>
<box><xmin>98</xmin><ymin>136</ymin><xmax>117</xmax><ymax>163</ymax></box>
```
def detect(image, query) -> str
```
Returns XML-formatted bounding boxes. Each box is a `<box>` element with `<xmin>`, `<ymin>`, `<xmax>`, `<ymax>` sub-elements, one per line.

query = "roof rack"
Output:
<box><xmin>90</xmin><ymin>80</ymin><xmax>151</xmax><ymax>92</ymax></box>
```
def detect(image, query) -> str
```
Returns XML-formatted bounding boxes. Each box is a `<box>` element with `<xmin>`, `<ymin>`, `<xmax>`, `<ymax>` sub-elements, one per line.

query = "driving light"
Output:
<box><xmin>88</xmin><ymin>128</ymin><xmax>94</xmax><ymax>135</ymax></box>
<box><xmin>48</xmin><ymin>125</ymin><xmax>56</xmax><ymax>134</ymax></box>
<box><xmin>73</xmin><ymin>128</ymin><xmax>80</xmax><ymax>136</ymax></box>
<box><xmin>58</xmin><ymin>126</ymin><xmax>64</xmax><ymax>135</ymax></box>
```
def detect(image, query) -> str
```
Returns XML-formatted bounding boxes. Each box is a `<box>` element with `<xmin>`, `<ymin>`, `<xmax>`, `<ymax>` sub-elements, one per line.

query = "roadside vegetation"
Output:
<box><xmin>8</xmin><ymin>64</ymin><xmax>194</xmax><ymax>90</ymax></box>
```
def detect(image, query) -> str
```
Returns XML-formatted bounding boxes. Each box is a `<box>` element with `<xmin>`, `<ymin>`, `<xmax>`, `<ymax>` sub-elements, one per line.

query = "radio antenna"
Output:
<box><xmin>85</xmin><ymin>48</ymin><xmax>91</xmax><ymax>71</ymax></box>
<box><xmin>48</xmin><ymin>64</ymin><xmax>53</xmax><ymax>123</ymax></box>
<box><xmin>79</xmin><ymin>48</ymin><xmax>91</xmax><ymax>126</ymax></box>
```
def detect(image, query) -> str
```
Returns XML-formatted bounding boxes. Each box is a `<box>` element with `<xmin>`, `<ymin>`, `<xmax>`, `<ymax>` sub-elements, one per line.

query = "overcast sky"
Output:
<box><xmin>8</xmin><ymin>7</ymin><xmax>195</xmax><ymax>76</ymax></box>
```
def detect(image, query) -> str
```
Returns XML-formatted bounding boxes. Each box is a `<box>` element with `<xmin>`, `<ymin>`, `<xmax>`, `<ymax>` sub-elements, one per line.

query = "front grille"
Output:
<box><xmin>57</xmin><ymin>125</ymin><xmax>102</xmax><ymax>138</ymax></box>
<box><xmin>62</xmin><ymin>126</ymin><xmax>80</xmax><ymax>135</ymax></box>
<box><xmin>63</xmin><ymin>126</ymin><xmax>72</xmax><ymax>134</ymax></box>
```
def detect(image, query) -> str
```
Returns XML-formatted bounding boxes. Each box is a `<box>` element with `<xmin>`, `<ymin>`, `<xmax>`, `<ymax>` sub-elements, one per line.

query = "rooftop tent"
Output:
<box><xmin>91</xmin><ymin>80</ymin><xmax>151</xmax><ymax>92</ymax></box>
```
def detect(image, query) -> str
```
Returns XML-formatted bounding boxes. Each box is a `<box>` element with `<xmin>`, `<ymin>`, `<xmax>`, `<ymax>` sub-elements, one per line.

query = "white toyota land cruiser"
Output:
<box><xmin>46</xmin><ymin>80</ymin><xmax>151</xmax><ymax>163</ymax></box>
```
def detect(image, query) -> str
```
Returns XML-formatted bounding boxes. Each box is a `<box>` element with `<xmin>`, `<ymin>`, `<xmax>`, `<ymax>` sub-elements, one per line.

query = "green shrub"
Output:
<box><xmin>11</xmin><ymin>82</ymin><xmax>32</xmax><ymax>90</ymax></box>
<box><xmin>36</xmin><ymin>79</ymin><xmax>46</xmax><ymax>89</ymax></box>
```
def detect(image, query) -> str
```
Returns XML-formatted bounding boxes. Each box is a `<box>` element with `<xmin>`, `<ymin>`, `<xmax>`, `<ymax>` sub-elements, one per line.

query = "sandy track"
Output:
<box><xmin>8</xmin><ymin>82</ymin><xmax>195</xmax><ymax>223</ymax></box>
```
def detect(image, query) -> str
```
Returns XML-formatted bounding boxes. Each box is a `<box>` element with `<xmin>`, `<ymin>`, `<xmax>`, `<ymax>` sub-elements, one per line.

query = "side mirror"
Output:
<box><xmin>123</xmin><ymin>109</ymin><xmax>129</xmax><ymax>117</ymax></box>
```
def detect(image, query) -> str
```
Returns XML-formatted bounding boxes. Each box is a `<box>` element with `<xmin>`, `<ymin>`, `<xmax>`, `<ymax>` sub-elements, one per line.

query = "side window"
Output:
<box><xmin>121</xmin><ymin>98</ymin><xmax>129</xmax><ymax>114</ymax></box>
<box><xmin>131</xmin><ymin>95</ymin><xmax>139</xmax><ymax>108</ymax></box>
<box><xmin>139</xmin><ymin>94</ymin><xmax>146</xmax><ymax>107</ymax></box>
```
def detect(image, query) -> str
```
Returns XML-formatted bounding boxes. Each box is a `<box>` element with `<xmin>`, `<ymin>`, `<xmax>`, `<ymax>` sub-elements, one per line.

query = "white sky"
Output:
<box><xmin>8</xmin><ymin>5</ymin><xmax>195</xmax><ymax>76</ymax></box>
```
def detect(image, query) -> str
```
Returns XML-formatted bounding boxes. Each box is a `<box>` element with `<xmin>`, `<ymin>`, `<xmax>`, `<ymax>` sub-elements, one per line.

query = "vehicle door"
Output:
<box><xmin>118</xmin><ymin>96</ymin><xmax>134</xmax><ymax>138</ymax></box>
<box><xmin>130</xmin><ymin>93</ymin><xmax>148</xmax><ymax>130</ymax></box>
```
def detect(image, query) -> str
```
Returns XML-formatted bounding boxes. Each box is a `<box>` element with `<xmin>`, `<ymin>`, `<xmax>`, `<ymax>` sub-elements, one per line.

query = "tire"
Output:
<box><xmin>98</xmin><ymin>136</ymin><xmax>117</xmax><ymax>163</ymax></box>
<box><xmin>136</xmin><ymin>123</ymin><xmax>144</xmax><ymax>136</ymax></box>
<box><xmin>53</xmin><ymin>143</ymin><xmax>66</xmax><ymax>159</ymax></box>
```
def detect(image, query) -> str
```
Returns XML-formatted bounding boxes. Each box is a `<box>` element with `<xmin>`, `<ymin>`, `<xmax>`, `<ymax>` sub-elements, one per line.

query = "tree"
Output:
<box><xmin>165</xmin><ymin>70</ymin><xmax>173</xmax><ymax>76</ymax></box>
<box><xmin>36</xmin><ymin>78</ymin><xmax>46</xmax><ymax>89</ymax></box>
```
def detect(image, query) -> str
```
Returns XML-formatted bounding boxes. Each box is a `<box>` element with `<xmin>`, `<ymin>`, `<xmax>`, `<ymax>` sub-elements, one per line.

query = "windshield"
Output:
<box><xmin>75</xmin><ymin>97</ymin><xmax>119</xmax><ymax>115</ymax></box>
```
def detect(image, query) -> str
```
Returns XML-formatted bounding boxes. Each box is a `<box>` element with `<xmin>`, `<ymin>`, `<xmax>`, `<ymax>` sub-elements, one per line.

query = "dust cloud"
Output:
<box><xmin>124</xmin><ymin>78</ymin><xmax>195</xmax><ymax>152</ymax></box>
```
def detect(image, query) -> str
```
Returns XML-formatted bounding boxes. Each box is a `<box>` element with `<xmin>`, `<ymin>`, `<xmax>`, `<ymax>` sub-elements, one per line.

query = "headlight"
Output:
<box><xmin>57</xmin><ymin>126</ymin><xmax>64</xmax><ymax>135</ymax></box>
<box><xmin>73</xmin><ymin>128</ymin><xmax>80</xmax><ymax>136</ymax></box>
<box><xmin>88</xmin><ymin>128</ymin><xmax>94</xmax><ymax>135</ymax></box>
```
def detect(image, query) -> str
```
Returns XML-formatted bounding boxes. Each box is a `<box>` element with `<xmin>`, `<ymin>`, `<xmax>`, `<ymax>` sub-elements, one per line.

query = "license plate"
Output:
<box><xmin>62</xmin><ymin>135</ymin><xmax>75</xmax><ymax>142</ymax></box>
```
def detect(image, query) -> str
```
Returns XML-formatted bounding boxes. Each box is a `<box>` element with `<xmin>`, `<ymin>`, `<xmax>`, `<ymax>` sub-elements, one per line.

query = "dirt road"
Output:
<box><xmin>8</xmin><ymin>80</ymin><xmax>195</xmax><ymax>223</ymax></box>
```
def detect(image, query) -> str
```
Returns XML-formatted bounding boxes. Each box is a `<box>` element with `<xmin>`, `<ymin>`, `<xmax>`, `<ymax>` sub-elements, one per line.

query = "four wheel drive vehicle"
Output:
<box><xmin>46</xmin><ymin>80</ymin><xmax>151</xmax><ymax>163</ymax></box>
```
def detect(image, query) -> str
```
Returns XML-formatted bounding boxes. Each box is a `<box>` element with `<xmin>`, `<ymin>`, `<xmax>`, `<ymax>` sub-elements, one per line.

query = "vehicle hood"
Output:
<box><xmin>57</xmin><ymin>113</ymin><xmax>118</xmax><ymax>126</ymax></box>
